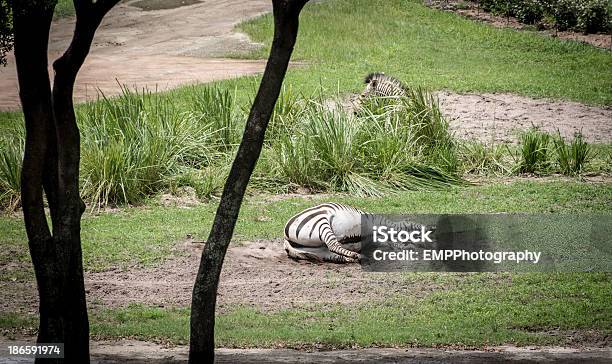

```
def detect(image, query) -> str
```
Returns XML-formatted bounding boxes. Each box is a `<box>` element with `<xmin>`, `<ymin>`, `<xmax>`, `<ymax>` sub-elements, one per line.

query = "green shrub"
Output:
<box><xmin>517</xmin><ymin>127</ymin><xmax>552</xmax><ymax>174</ymax></box>
<box><xmin>553</xmin><ymin>132</ymin><xmax>593</xmax><ymax>176</ymax></box>
<box><xmin>514</xmin><ymin>0</ymin><xmax>546</xmax><ymax>24</ymax></box>
<box><xmin>479</xmin><ymin>0</ymin><xmax>510</xmax><ymax>15</ymax></box>
<box><xmin>575</xmin><ymin>0</ymin><xmax>609</xmax><ymax>33</ymax></box>
<box><xmin>0</xmin><ymin>124</ymin><xmax>23</xmax><ymax>211</ymax></box>
<box><xmin>553</xmin><ymin>0</ymin><xmax>579</xmax><ymax>31</ymax></box>
<box><xmin>459</xmin><ymin>142</ymin><xmax>510</xmax><ymax>175</ymax></box>
<box><xmin>476</xmin><ymin>0</ymin><xmax>610</xmax><ymax>33</ymax></box>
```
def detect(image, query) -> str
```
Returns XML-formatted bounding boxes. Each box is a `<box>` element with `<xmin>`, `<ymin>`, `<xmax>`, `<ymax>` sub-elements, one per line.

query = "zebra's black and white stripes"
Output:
<box><xmin>361</xmin><ymin>72</ymin><xmax>407</xmax><ymax>99</ymax></box>
<box><xmin>283</xmin><ymin>203</ymin><xmax>425</xmax><ymax>263</ymax></box>
<box><xmin>352</xmin><ymin>72</ymin><xmax>408</xmax><ymax>114</ymax></box>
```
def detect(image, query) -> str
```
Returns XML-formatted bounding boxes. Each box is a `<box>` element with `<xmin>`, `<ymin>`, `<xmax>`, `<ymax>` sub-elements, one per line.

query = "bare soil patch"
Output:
<box><xmin>435</xmin><ymin>91</ymin><xmax>612</xmax><ymax>143</ymax></box>
<box><xmin>84</xmin><ymin>239</ymin><xmax>460</xmax><ymax>313</ymax></box>
<box><xmin>425</xmin><ymin>0</ymin><xmax>612</xmax><ymax>50</ymax></box>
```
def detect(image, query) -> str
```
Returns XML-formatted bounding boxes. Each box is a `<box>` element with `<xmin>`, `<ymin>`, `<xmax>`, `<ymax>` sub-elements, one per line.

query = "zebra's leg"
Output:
<box><xmin>324</xmin><ymin>252</ymin><xmax>358</xmax><ymax>264</ymax></box>
<box><xmin>319</xmin><ymin>220</ymin><xmax>361</xmax><ymax>260</ymax></box>
<box><xmin>284</xmin><ymin>240</ymin><xmax>356</xmax><ymax>263</ymax></box>
<box><xmin>284</xmin><ymin>239</ymin><xmax>324</xmax><ymax>262</ymax></box>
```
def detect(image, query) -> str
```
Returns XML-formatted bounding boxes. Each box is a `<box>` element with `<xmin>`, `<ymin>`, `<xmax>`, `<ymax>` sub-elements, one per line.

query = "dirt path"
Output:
<box><xmin>0</xmin><ymin>338</ymin><xmax>610</xmax><ymax>363</ymax></box>
<box><xmin>0</xmin><ymin>0</ymin><xmax>271</xmax><ymax>110</ymax></box>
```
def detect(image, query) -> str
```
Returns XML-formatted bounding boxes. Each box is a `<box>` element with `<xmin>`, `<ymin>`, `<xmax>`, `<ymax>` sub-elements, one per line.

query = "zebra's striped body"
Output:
<box><xmin>353</xmin><ymin>72</ymin><xmax>408</xmax><ymax>114</ymax></box>
<box><xmin>283</xmin><ymin>203</ymin><xmax>424</xmax><ymax>263</ymax></box>
<box><xmin>361</xmin><ymin>72</ymin><xmax>407</xmax><ymax>99</ymax></box>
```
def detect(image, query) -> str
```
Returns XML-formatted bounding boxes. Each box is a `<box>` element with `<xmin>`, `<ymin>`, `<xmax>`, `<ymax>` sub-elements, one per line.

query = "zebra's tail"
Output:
<box><xmin>283</xmin><ymin>239</ymin><xmax>324</xmax><ymax>262</ymax></box>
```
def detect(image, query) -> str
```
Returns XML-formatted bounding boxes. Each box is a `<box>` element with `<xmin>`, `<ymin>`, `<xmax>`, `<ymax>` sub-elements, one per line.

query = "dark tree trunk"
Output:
<box><xmin>12</xmin><ymin>1</ymin><xmax>119</xmax><ymax>362</ymax></box>
<box><xmin>189</xmin><ymin>1</ymin><xmax>309</xmax><ymax>362</ymax></box>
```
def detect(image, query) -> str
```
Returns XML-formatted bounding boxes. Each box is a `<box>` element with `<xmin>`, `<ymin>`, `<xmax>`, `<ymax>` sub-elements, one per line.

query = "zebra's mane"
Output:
<box><xmin>364</xmin><ymin>72</ymin><xmax>407</xmax><ymax>90</ymax></box>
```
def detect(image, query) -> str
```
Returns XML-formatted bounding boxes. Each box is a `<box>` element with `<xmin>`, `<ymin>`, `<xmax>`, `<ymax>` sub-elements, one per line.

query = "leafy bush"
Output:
<box><xmin>576</xmin><ymin>0</ymin><xmax>609</xmax><ymax>33</ymax></box>
<box><xmin>477</xmin><ymin>0</ymin><xmax>610</xmax><ymax>33</ymax></box>
<box><xmin>514</xmin><ymin>0</ymin><xmax>546</xmax><ymax>24</ymax></box>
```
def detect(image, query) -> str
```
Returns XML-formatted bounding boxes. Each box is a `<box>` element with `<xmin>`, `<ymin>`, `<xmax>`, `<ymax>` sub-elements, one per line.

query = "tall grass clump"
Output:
<box><xmin>553</xmin><ymin>132</ymin><xmax>593</xmax><ymax>176</ymax></box>
<box><xmin>191</xmin><ymin>85</ymin><xmax>241</xmax><ymax>149</ymax></box>
<box><xmin>79</xmin><ymin>87</ymin><xmax>216</xmax><ymax>208</ymax></box>
<box><xmin>267</xmin><ymin>88</ymin><xmax>464</xmax><ymax>196</ymax></box>
<box><xmin>0</xmin><ymin>83</ymin><xmax>476</xmax><ymax>210</ymax></box>
<box><xmin>460</xmin><ymin>142</ymin><xmax>510</xmax><ymax>175</ymax></box>
<box><xmin>0</xmin><ymin>125</ymin><xmax>24</xmax><ymax>211</ymax></box>
<box><xmin>516</xmin><ymin>127</ymin><xmax>552</xmax><ymax>174</ymax></box>
<box><xmin>270</xmin><ymin>131</ymin><xmax>323</xmax><ymax>189</ymax></box>
<box><xmin>265</xmin><ymin>84</ymin><xmax>305</xmax><ymax>144</ymax></box>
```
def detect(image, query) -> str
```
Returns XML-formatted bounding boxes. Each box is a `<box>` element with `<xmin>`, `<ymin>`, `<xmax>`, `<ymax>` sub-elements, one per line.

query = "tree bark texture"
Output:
<box><xmin>189</xmin><ymin>1</ymin><xmax>310</xmax><ymax>363</ymax></box>
<box><xmin>12</xmin><ymin>1</ymin><xmax>119</xmax><ymax>362</ymax></box>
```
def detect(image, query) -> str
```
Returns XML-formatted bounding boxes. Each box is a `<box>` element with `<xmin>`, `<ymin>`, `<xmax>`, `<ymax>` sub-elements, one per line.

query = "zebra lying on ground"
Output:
<box><xmin>353</xmin><ymin>72</ymin><xmax>408</xmax><ymax>113</ymax></box>
<box><xmin>283</xmin><ymin>203</ymin><xmax>425</xmax><ymax>263</ymax></box>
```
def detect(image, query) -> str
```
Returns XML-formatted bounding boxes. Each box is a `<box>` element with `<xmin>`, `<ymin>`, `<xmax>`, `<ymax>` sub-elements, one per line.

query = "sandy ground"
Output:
<box><xmin>0</xmin><ymin>239</ymin><xmax>462</xmax><ymax>315</ymax></box>
<box><xmin>85</xmin><ymin>239</ymin><xmax>462</xmax><ymax>312</ymax></box>
<box><xmin>0</xmin><ymin>0</ymin><xmax>271</xmax><ymax>110</ymax></box>
<box><xmin>436</xmin><ymin>92</ymin><xmax>612</xmax><ymax>143</ymax></box>
<box><xmin>0</xmin><ymin>338</ymin><xmax>611</xmax><ymax>364</ymax></box>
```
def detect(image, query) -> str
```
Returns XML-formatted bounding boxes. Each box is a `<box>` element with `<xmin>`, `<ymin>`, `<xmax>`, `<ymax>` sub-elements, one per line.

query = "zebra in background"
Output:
<box><xmin>283</xmin><ymin>203</ymin><xmax>427</xmax><ymax>263</ymax></box>
<box><xmin>352</xmin><ymin>72</ymin><xmax>409</xmax><ymax>114</ymax></box>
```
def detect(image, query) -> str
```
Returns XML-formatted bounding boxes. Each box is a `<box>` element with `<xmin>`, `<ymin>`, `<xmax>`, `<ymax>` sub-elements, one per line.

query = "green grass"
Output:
<box><xmin>1</xmin><ymin>180</ymin><xmax>610</xmax><ymax>275</ymax></box>
<box><xmin>239</xmin><ymin>0</ymin><xmax>611</xmax><ymax>105</ymax></box>
<box><xmin>3</xmin><ymin>273</ymin><xmax>608</xmax><ymax>347</ymax></box>
<box><xmin>0</xmin><ymin>273</ymin><xmax>598</xmax><ymax>347</ymax></box>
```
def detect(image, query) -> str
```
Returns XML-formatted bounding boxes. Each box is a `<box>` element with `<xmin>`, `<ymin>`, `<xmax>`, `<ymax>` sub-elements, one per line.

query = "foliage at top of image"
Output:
<box><xmin>0</xmin><ymin>0</ymin><xmax>13</xmax><ymax>66</ymax></box>
<box><xmin>478</xmin><ymin>0</ymin><xmax>610</xmax><ymax>33</ymax></box>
